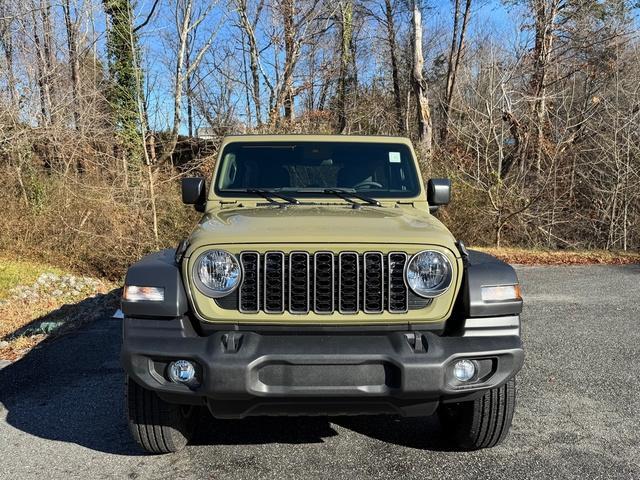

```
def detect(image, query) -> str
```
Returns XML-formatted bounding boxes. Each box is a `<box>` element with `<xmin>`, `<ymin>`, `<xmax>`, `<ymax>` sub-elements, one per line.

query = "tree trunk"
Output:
<box><xmin>530</xmin><ymin>0</ymin><xmax>559</xmax><ymax>171</ymax></box>
<box><xmin>337</xmin><ymin>0</ymin><xmax>353</xmax><ymax>133</ymax></box>
<box><xmin>31</xmin><ymin>7</ymin><xmax>50</xmax><ymax>126</ymax></box>
<box><xmin>282</xmin><ymin>0</ymin><xmax>296</xmax><ymax>123</ymax></box>
<box><xmin>185</xmin><ymin>32</ymin><xmax>194</xmax><ymax>137</ymax></box>
<box><xmin>442</xmin><ymin>0</ymin><xmax>471</xmax><ymax>142</ymax></box>
<box><xmin>236</xmin><ymin>0</ymin><xmax>263</xmax><ymax>125</ymax></box>
<box><xmin>160</xmin><ymin>0</ymin><xmax>192</xmax><ymax>163</ymax></box>
<box><xmin>40</xmin><ymin>0</ymin><xmax>56</xmax><ymax>124</ymax></box>
<box><xmin>384</xmin><ymin>0</ymin><xmax>403</xmax><ymax>133</ymax></box>
<box><xmin>63</xmin><ymin>0</ymin><xmax>81</xmax><ymax>130</ymax></box>
<box><xmin>411</xmin><ymin>0</ymin><xmax>432</xmax><ymax>157</ymax></box>
<box><xmin>0</xmin><ymin>4</ymin><xmax>18</xmax><ymax>108</ymax></box>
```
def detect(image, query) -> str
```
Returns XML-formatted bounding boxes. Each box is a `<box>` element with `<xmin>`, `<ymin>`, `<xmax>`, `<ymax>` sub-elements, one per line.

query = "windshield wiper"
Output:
<box><xmin>323</xmin><ymin>188</ymin><xmax>381</xmax><ymax>207</ymax></box>
<box><xmin>246</xmin><ymin>188</ymin><xmax>300</xmax><ymax>205</ymax></box>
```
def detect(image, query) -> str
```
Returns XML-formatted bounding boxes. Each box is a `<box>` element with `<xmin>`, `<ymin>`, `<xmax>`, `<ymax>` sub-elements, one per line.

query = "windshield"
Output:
<box><xmin>214</xmin><ymin>141</ymin><xmax>421</xmax><ymax>198</ymax></box>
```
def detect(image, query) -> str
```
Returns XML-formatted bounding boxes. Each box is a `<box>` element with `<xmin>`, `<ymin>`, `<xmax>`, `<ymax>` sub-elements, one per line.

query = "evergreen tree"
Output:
<box><xmin>103</xmin><ymin>0</ymin><xmax>143</xmax><ymax>174</ymax></box>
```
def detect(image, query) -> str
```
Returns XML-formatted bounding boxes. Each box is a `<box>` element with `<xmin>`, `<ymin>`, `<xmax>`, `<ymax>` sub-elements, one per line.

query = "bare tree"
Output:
<box><xmin>383</xmin><ymin>0</ymin><xmax>403</xmax><ymax>133</ymax></box>
<box><xmin>62</xmin><ymin>0</ymin><xmax>81</xmax><ymax>130</ymax></box>
<box><xmin>0</xmin><ymin>1</ymin><xmax>18</xmax><ymax>108</ymax></box>
<box><xmin>235</xmin><ymin>0</ymin><xmax>265</xmax><ymax>126</ymax></box>
<box><xmin>336</xmin><ymin>0</ymin><xmax>354</xmax><ymax>132</ymax></box>
<box><xmin>410</xmin><ymin>0</ymin><xmax>432</xmax><ymax>157</ymax></box>
<box><xmin>267</xmin><ymin>0</ymin><xmax>322</xmax><ymax>126</ymax></box>
<box><xmin>161</xmin><ymin>0</ymin><xmax>219</xmax><ymax>163</ymax></box>
<box><xmin>441</xmin><ymin>0</ymin><xmax>471</xmax><ymax>141</ymax></box>
<box><xmin>529</xmin><ymin>0</ymin><xmax>561</xmax><ymax>172</ymax></box>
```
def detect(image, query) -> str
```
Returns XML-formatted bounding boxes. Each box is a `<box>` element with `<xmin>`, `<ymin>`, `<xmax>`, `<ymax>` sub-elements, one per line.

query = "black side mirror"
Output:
<box><xmin>427</xmin><ymin>178</ymin><xmax>451</xmax><ymax>212</ymax></box>
<box><xmin>181</xmin><ymin>177</ymin><xmax>207</xmax><ymax>212</ymax></box>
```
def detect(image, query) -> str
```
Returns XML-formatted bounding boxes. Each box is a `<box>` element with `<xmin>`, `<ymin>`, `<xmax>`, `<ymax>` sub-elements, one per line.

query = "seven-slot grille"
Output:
<box><xmin>237</xmin><ymin>251</ymin><xmax>412</xmax><ymax>314</ymax></box>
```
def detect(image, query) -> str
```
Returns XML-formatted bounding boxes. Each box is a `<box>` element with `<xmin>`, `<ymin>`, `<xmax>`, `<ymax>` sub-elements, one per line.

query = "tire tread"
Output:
<box><xmin>126</xmin><ymin>376</ymin><xmax>194</xmax><ymax>454</ymax></box>
<box><xmin>439</xmin><ymin>377</ymin><xmax>517</xmax><ymax>451</ymax></box>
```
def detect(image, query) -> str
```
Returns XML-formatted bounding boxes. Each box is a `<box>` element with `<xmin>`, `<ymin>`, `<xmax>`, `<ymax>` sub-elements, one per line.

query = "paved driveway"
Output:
<box><xmin>1</xmin><ymin>265</ymin><xmax>638</xmax><ymax>479</ymax></box>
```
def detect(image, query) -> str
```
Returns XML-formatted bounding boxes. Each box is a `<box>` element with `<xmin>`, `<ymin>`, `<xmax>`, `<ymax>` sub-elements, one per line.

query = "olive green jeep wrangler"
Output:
<box><xmin>121</xmin><ymin>135</ymin><xmax>524</xmax><ymax>453</ymax></box>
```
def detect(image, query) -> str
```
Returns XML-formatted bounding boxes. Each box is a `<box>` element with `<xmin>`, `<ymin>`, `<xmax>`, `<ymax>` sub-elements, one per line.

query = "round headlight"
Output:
<box><xmin>193</xmin><ymin>250</ymin><xmax>241</xmax><ymax>297</ymax></box>
<box><xmin>406</xmin><ymin>250</ymin><xmax>452</xmax><ymax>298</ymax></box>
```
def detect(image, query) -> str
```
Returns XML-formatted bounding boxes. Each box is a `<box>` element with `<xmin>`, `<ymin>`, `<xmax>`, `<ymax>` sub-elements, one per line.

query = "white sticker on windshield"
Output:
<box><xmin>389</xmin><ymin>152</ymin><xmax>401</xmax><ymax>163</ymax></box>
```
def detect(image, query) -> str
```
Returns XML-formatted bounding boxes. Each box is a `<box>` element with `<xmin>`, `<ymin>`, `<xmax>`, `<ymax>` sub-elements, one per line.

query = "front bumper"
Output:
<box><xmin>122</xmin><ymin>318</ymin><xmax>524</xmax><ymax>418</ymax></box>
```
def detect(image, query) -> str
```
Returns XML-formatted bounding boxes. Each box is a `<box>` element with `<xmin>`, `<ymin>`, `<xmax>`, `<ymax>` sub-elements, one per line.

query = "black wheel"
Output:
<box><xmin>126</xmin><ymin>376</ymin><xmax>197</xmax><ymax>454</ymax></box>
<box><xmin>438</xmin><ymin>377</ymin><xmax>516</xmax><ymax>450</ymax></box>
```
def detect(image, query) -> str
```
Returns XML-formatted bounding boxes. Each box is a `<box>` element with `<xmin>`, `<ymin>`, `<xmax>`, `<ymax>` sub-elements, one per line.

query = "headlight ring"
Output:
<box><xmin>405</xmin><ymin>250</ymin><xmax>453</xmax><ymax>298</ymax></box>
<box><xmin>192</xmin><ymin>249</ymin><xmax>242</xmax><ymax>298</ymax></box>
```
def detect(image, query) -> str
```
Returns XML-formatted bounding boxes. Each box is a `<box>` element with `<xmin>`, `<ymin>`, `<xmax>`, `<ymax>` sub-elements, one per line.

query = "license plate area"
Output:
<box><xmin>257</xmin><ymin>362</ymin><xmax>400</xmax><ymax>390</ymax></box>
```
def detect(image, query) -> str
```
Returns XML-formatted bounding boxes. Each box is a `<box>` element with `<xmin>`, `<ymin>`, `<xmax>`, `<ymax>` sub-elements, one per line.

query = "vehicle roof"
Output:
<box><xmin>220</xmin><ymin>134</ymin><xmax>413</xmax><ymax>146</ymax></box>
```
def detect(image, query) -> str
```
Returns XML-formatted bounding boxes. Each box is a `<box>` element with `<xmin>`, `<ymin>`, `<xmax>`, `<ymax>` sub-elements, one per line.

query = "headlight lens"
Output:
<box><xmin>406</xmin><ymin>250</ymin><xmax>452</xmax><ymax>298</ymax></box>
<box><xmin>193</xmin><ymin>250</ymin><xmax>241</xmax><ymax>297</ymax></box>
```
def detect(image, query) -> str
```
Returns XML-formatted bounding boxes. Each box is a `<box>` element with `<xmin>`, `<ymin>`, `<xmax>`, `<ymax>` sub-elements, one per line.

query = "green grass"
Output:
<box><xmin>0</xmin><ymin>257</ymin><xmax>65</xmax><ymax>300</ymax></box>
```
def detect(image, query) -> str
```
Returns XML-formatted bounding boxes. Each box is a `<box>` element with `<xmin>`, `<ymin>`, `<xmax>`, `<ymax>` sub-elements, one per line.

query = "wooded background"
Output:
<box><xmin>0</xmin><ymin>0</ymin><xmax>638</xmax><ymax>278</ymax></box>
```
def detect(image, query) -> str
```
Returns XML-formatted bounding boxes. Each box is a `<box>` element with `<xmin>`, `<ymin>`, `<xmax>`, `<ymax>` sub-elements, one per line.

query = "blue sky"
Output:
<box><xmin>121</xmin><ymin>0</ymin><xmax>529</xmax><ymax>132</ymax></box>
<box><xmin>121</xmin><ymin>0</ymin><xmax>532</xmax><ymax>133</ymax></box>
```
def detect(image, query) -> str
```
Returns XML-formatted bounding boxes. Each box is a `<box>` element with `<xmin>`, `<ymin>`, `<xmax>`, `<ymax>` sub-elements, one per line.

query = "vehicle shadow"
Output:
<box><xmin>0</xmin><ymin>298</ymin><xmax>338</xmax><ymax>455</ymax></box>
<box><xmin>192</xmin><ymin>414</ymin><xmax>454</xmax><ymax>451</ymax></box>
<box><xmin>0</xmin><ymin>291</ymin><xmax>142</xmax><ymax>456</ymax></box>
<box><xmin>191</xmin><ymin>415</ymin><xmax>339</xmax><ymax>446</ymax></box>
<box><xmin>332</xmin><ymin>415</ymin><xmax>454</xmax><ymax>451</ymax></box>
<box><xmin>1</xmin><ymin>295</ymin><xmax>452</xmax><ymax>455</ymax></box>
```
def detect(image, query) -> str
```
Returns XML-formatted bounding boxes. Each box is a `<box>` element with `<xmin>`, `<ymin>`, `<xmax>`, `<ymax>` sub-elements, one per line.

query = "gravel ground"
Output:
<box><xmin>0</xmin><ymin>265</ymin><xmax>638</xmax><ymax>479</ymax></box>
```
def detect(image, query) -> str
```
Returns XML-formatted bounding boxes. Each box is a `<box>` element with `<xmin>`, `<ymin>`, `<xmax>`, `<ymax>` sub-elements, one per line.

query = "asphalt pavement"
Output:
<box><xmin>1</xmin><ymin>265</ymin><xmax>639</xmax><ymax>479</ymax></box>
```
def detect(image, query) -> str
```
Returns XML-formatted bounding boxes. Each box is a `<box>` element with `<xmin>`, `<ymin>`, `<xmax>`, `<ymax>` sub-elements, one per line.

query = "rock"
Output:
<box><xmin>51</xmin><ymin>289</ymin><xmax>63</xmax><ymax>297</ymax></box>
<box><xmin>0</xmin><ymin>340</ymin><xmax>9</xmax><ymax>349</ymax></box>
<box><xmin>38</xmin><ymin>321</ymin><xmax>66</xmax><ymax>334</ymax></box>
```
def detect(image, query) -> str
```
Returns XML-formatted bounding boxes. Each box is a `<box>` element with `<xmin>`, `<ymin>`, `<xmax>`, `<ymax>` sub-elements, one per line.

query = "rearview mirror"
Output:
<box><xmin>427</xmin><ymin>178</ymin><xmax>451</xmax><ymax>211</ymax></box>
<box><xmin>181</xmin><ymin>177</ymin><xmax>206</xmax><ymax>212</ymax></box>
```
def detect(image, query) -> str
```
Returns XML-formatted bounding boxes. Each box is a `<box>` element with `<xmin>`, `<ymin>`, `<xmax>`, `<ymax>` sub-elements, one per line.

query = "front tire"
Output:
<box><xmin>438</xmin><ymin>377</ymin><xmax>516</xmax><ymax>450</ymax></box>
<box><xmin>126</xmin><ymin>376</ymin><xmax>196</xmax><ymax>454</ymax></box>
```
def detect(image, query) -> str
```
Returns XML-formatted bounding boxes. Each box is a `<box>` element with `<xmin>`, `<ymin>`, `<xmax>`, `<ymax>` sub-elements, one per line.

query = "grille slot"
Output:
<box><xmin>263</xmin><ymin>252</ymin><xmax>285</xmax><ymax>313</ymax></box>
<box><xmin>313</xmin><ymin>252</ymin><xmax>335</xmax><ymax>314</ymax></box>
<box><xmin>388</xmin><ymin>252</ymin><xmax>409</xmax><ymax>313</ymax></box>
<box><xmin>363</xmin><ymin>252</ymin><xmax>384</xmax><ymax>313</ymax></box>
<box><xmin>232</xmin><ymin>251</ymin><xmax>431</xmax><ymax>315</ymax></box>
<box><xmin>338</xmin><ymin>252</ymin><xmax>359</xmax><ymax>314</ymax></box>
<box><xmin>289</xmin><ymin>252</ymin><xmax>310</xmax><ymax>314</ymax></box>
<box><xmin>239</xmin><ymin>252</ymin><xmax>260</xmax><ymax>313</ymax></box>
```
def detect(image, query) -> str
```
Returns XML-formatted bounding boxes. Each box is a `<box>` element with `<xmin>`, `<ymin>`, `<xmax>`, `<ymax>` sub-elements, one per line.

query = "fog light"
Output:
<box><xmin>453</xmin><ymin>359</ymin><xmax>476</xmax><ymax>382</ymax></box>
<box><xmin>168</xmin><ymin>360</ymin><xmax>196</xmax><ymax>384</ymax></box>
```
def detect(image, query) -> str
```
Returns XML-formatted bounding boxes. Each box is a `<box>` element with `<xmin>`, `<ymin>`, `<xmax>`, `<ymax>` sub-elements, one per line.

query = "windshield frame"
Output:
<box><xmin>211</xmin><ymin>138</ymin><xmax>426</xmax><ymax>201</ymax></box>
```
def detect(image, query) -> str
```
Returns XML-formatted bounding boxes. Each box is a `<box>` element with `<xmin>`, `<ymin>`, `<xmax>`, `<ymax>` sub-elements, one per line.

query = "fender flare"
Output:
<box><xmin>461</xmin><ymin>249</ymin><xmax>523</xmax><ymax>318</ymax></box>
<box><xmin>121</xmin><ymin>249</ymin><xmax>189</xmax><ymax>318</ymax></box>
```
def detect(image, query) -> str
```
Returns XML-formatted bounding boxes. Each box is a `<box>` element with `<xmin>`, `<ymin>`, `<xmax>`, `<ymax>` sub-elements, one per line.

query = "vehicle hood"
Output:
<box><xmin>187</xmin><ymin>204</ymin><xmax>458</xmax><ymax>251</ymax></box>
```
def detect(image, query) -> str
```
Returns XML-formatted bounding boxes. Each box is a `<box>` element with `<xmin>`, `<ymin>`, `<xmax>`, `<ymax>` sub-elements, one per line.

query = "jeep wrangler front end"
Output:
<box><xmin>121</xmin><ymin>135</ymin><xmax>524</xmax><ymax>453</ymax></box>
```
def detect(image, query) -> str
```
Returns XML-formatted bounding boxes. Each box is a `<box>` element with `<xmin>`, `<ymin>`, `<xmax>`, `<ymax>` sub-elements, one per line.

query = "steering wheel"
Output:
<box><xmin>354</xmin><ymin>180</ymin><xmax>383</xmax><ymax>190</ymax></box>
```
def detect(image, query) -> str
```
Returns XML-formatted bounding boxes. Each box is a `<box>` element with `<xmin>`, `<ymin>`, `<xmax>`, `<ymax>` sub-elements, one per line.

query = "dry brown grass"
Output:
<box><xmin>475</xmin><ymin>247</ymin><xmax>640</xmax><ymax>265</ymax></box>
<box><xmin>0</xmin><ymin>257</ymin><xmax>118</xmax><ymax>361</ymax></box>
<box><xmin>0</xmin><ymin>166</ymin><xmax>199</xmax><ymax>280</ymax></box>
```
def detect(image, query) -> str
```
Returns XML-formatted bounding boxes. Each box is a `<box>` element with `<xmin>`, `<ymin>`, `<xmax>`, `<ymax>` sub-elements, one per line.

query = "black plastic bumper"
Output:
<box><xmin>122</xmin><ymin>317</ymin><xmax>524</xmax><ymax>418</ymax></box>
